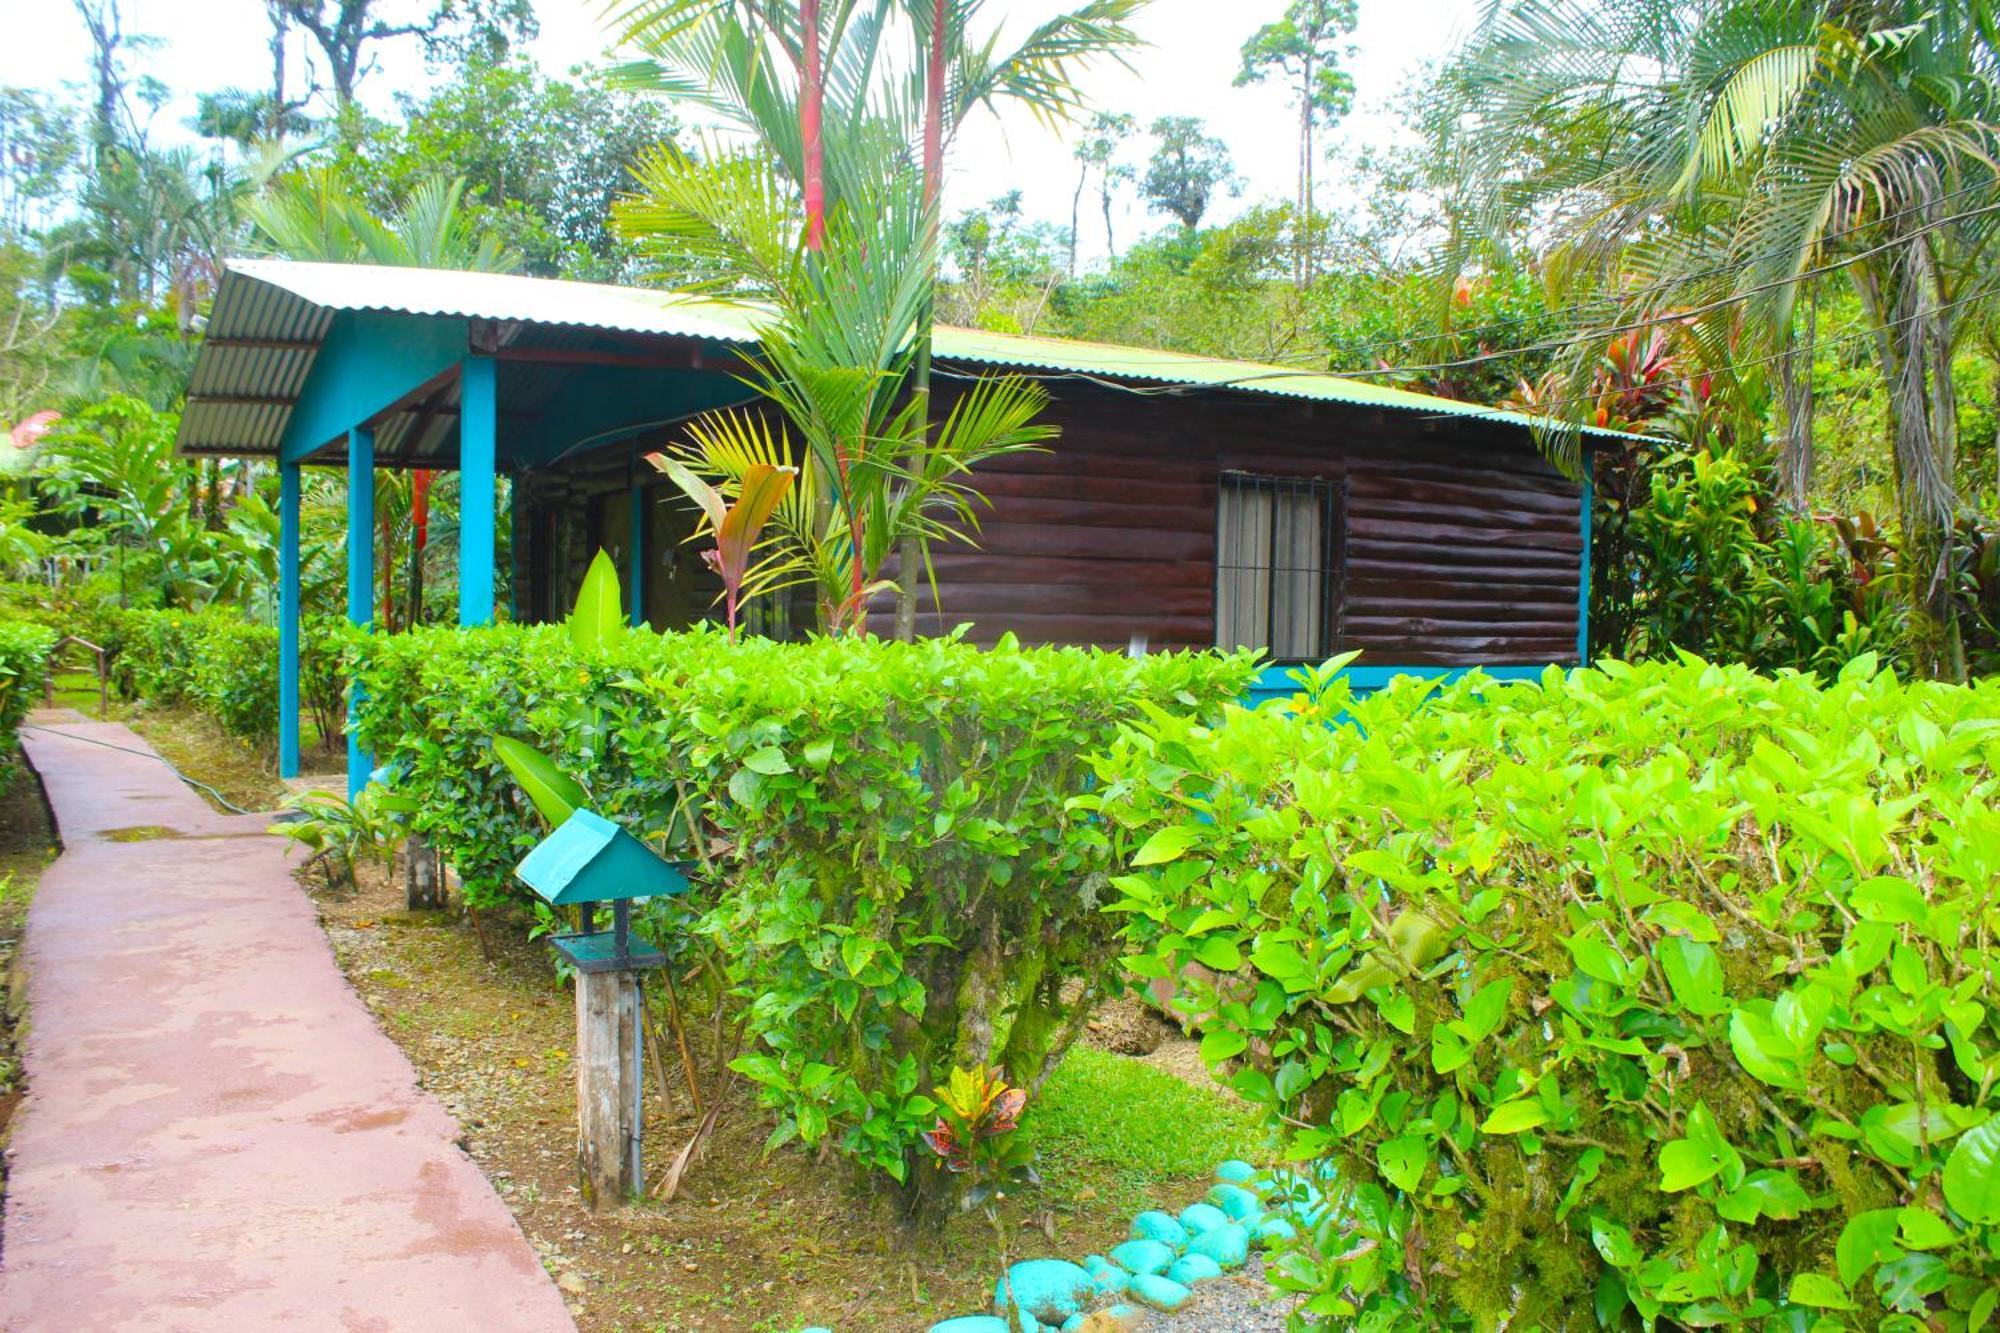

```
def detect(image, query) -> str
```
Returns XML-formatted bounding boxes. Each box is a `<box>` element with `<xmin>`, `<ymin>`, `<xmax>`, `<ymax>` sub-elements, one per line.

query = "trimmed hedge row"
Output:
<box><xmin>0</xmin><ymin>619</ymin><xmax>57</xmax><ymax>772</ymax></box>
<box><xmin>34</xmin><ymin>605</ymin><xmax>348</xmax><ymax>747</ymax></box>
<box><xmin>350</xmin><ymin>623</ymin><xmax>1259</xmax><ymax>1191</ymax></box>
<box><xmin>1081</xmin><ymin>656</ymin><xmax>2000</xmax><ymax>1330</ymax></box>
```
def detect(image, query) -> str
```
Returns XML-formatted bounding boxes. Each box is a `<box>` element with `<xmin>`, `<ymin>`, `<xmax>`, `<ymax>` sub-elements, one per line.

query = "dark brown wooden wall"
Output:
<box><xmin>528</xmin><ymin>380</ymin><xmax>1585</xmax><ymax>668</ymax></box>
<box><xmin>900</xmin><ymin>382</ymin><xmax>1584</xmax><ymax>667</ymax></box>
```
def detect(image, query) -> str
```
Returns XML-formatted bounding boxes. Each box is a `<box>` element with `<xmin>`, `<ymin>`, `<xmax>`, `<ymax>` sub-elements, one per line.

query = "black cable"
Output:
<box><xmin>1324</xmin><ymin>174</ymin><xmax>2000</xmax><ymax>365</ymax></box>
<box><xmin>21</xmin><ymin>724</ymin><xmax>262</xmax><ymax>817</ymax></box>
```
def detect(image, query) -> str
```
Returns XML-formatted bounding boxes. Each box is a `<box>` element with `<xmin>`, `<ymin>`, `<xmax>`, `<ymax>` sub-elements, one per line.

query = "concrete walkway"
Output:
<box><xmin>1</xmin><ymin>718</ymin><xmax>575</xmax><ymax>1333</ymax></box>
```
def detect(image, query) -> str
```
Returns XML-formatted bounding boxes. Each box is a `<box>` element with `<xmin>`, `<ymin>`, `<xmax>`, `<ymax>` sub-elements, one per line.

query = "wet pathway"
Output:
<box><xmin>1</xmin><ymin>717</ymin><xmax>574</xmax><ymax>1332</ymax></box>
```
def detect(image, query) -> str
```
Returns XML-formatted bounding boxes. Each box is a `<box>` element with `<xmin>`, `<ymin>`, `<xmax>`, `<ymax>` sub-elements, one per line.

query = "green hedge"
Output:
<box><xmin>1082</xmin><ymin>656</ymin><xmax>2000</xmax><ymax>1330</ymax></box>
<box><xmin>0</xmin><ymin>619</ymin><xmax>57</xmax><ymax>769</ymax></box>
<box><xmin>81</xmin><ymin>607</ymin><xmax>346</xmax><ymax>747</ymax></box>
<box><xmin>350</xmin><ymin>623</ymin><xmax>1257</xmax><ymax>1193</ymax></box>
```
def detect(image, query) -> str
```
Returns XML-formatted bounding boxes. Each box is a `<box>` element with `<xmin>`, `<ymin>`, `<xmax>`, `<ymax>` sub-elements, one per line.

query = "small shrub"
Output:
<box><xmin>1082</xmin><ymin>655</ymin><xmax>2000</xmax><ymax>1330</ymax></box>
<box><xmin>349</xmin><ymin>624</ymin><xmax>1257</xmax><ymax>1201</ymax></box>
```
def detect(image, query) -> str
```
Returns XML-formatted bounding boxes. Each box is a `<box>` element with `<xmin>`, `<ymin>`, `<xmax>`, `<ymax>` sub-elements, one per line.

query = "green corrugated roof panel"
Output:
<box><xmin>179</xmin><ymin>259</ymin><xmax>1643</xmax><ymax>458</ymax></box>
<box><xmin>929</xmin><ymin>325</ymin><xmax>1638</xmax><ymax>438</ymax></box>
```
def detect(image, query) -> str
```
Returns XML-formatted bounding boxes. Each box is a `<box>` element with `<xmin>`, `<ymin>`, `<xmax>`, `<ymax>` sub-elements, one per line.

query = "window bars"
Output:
<box><xmin>1215</xmin><ymin>472</ymin><xmax>1343</xmax><ymax>661</ymax></box>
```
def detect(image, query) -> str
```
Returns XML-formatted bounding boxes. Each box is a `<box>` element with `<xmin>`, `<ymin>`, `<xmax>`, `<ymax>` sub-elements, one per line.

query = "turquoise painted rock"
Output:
<box><xmin>1255</xmin><ymin>1215</ymin><xmax>1298</xmax><ymax>1246</ymax></box>
<box><xmin>1128</xmin><ymin>1272</ymin><xmax>1193</xmax><ymax>1312</ymax></box>
<box><xmin>1108</xmin><ymin>1238</ymin><xmax>1175</xmax><ymax>1276</ymax></box>
<box><xmin>992</xmin><ymin>1259</ymin><xmax>1097</xmax><ymax>1326</ymax></box>
<box><xmin>1208</xmin><ymin>1182</ymin><xmax>1264</xmax><ymax>1222</ymax></box>
<box><xmin>1060</xmin><ymin>1317</ymin><xmax>1085</xmax><ymax>1332</ymax></box>
<box><xmin>1178</xmin><ymin>1202</ymin><xmax>1229</xmax><ymax>1236</ymax></box>
<box><xmin>1188</xmin><ymin>1221</ymin><xmax>1252</xmax><ymax>1270</ymax></box>
<box><xmin>930</xmin><ymin>1319</ymin><xmax>1011</xmax><ymax>1333</ymax></box>
<box><xmin>1130</xmin><ymin>1209</ymin><xmax>1190</xmax><ymax>1252</ymax></box>
<box><xmin>1167</xmin><ymin>1252</ymin><xmax>1224</xmax><ymax>1286</ymax></box>
<box><xmin>1215</xmin><ymin>1159</ymin><xmax>1259</xmax><ymax>1186</ymax></box>
<box><xmin>1080</xmin><ymin>1254</ymin><xmax>1129</xmax><ymax>1296</ymax></box>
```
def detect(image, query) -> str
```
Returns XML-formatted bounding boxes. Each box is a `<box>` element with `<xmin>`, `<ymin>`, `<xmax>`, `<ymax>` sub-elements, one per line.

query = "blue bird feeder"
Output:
<box><xmin>514</xmin><ymin>808</ymin><xmax>691</xmax><ymax>974</ymax></box>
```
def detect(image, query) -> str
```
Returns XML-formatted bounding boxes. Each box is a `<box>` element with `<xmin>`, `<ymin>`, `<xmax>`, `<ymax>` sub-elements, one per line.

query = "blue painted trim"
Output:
<box><xmin>1244</xmin><ymin>662</ymin><xmax>1552</xmax><ymax>708</ymax></box>
<box><xmin>459</xmin><ymin>356</ymin><xmax>497</xmax><ymax>626</ymax></box>
<box><xmin>627</xmin><ymin>480</ymin><xmax>646</xmax><ymax>628</ymax></box>
<box><xmin>346</xmin><ymin>428</ymin><xmax>375</xmax><ymax>800</ymax></box>
<box><xmin>280</xmin><ymin>311</ymin><xmax>468</xmax><ymax>463</ymax></box>
<box><xmin>278</xmin><ymin>462</ymin><xmax>301</xmax><ymax>779</ymax></box>
<box><xmin>505</xmin><ymin>364</ymin><xmax>748</xmax><ymax>469</ymax></box>
<box><xmin>1577</xmin><ymin>465</ymin><xmax>1594</xmax><ymax>666</ymax></box>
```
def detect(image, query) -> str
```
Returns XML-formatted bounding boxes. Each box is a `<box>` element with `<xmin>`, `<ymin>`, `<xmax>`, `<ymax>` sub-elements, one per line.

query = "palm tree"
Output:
<box><xmin>608</xmin><ymin>0</ymin><xmax>1147</xmax><ymax>637</ymax></box>
<box><xmin>245</xmin><ymin>169</ymin><xmax>521</xmax><ymax>272</ymax></box>
<box><xmin>614</xmin><ymin>143</ymin><xmax>1052</xmax><ymax>634</ymax></box>
<box><xmin>1440</xmin><ymin>0</ymin><xmax>2000</xmax><ymax>677</ymax></box>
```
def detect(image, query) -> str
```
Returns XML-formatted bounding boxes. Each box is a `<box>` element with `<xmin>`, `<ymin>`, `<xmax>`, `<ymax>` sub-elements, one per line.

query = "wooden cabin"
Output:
<box><xmin>176</xmin><ymin>260</ymin><xmax>1610</xmax><ymax>782</ymax></box>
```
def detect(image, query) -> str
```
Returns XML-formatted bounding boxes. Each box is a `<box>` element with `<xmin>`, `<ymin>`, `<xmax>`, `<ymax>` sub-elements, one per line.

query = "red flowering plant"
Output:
<box><xmin>922</xmin><ymin>1064</ymin><xmax>1035</xmax><ymax>1203</ymax></box>
<box><xmin>924</xmin><ymin>1065</ymin><xmax>1039</xmax><ymax>1319</ymax></box>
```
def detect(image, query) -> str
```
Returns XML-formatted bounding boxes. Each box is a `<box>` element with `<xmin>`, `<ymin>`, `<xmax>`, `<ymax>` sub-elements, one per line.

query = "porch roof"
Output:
<box><xmin>177</xmin><ymin>258</ymin><xmax>1639</xmax><ymax>465</ymax></box>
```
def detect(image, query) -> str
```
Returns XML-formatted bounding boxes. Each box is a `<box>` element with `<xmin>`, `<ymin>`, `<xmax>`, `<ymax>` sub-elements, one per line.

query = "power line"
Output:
<box><xmin>1410</xmin><ymin>276</ymin><xmax>2000</xmax><ymax>430</ymax></box>
<box><xmin>1324</xmin><ymin>175</ymin><xmax>2000</xmax><ymax>366</ymax></box>
<box><xmin>1333</xmin><ymin>197</ymin><xmax>2000</xmax><ymax>383</ymax></box>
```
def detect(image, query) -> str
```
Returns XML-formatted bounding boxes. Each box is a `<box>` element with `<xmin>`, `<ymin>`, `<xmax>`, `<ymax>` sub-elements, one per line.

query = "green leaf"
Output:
<box><xmin>1717</xmin><ymin>1169</ymin><xmax>1811</xmax><ymax>1223</ymax></box>
<box><xmin>1378</xmin><ymin>1134</ymin><xmax>1428</xmax><ymax>1192</ymax></box>
<box><xmin>1848</xmin><ymin>875</ymin><xmax>1927</xmax><ymax>927</ymax></box>
<box><xmin>1658</xmin><ymin>1139</ymin><xmax>1723</xmax><ymax>1193</ymax></box>
<box><xmin>568</xmin><ymin>549</ymin><xmax>625</xmax><ymax>651</ymax></box>
<box><xmin>1132</xmin><ymin>825</ymin><xmax>1200</xmax><ymax>866</ymax></box>
<box><xmin>1431</xmin><ymin>1024</ymin><xmax>1471</xmax><ymax>1074</ymax></box>
<box><xmin>743</xmin><ymin>745</ymin><xmax>792</xmax><ymax>775</ymax></box>
<box><xmin>1836</xmin><ymin>1209</ymin><xmax>1902</xmax><ymax>1287</ymax></box>
<box><xmin>1192</xmin><ymin>935</ymin><xmax>1242</xmax><ymax>971</ymax></box>
<box><xmin>1787</xmin><ymin>1273</ymin><xmax>1855</xmax><ymax>1311</ymax></box>
<box><xmin>1657</xmin><ymin>935</ymin><xmax>1728</xmax><ymax>1017</ymax></box>
<box><xmin>1894</xmin><ymin>1207</ymin><xmax>1957</xmax><ymax>1251</ymax></box>
<box><xmin>1199</xmin><ymin>1029</ymin><xmax>1248</xmax><ymax>1065</ymax></box>
<box><xmin>1942</xmin><ymin>1115</ymin><xmax>2000</xmax><ymax>1225</ymax></box>
<box><xmin>1457</xmin><ymin>977</ymin><xmax>1513</xmax><ymax>1041</ymax></box>
<box><xmin>1480</xmin><ymin>1099</ymin><xmax>1548</xmax><ymax>1135</ymax></box>
<box><xmin>491</xmin><ymin>735</ymin><xmax>587</xmax><ymax>826</ymax></box>
<box><xmin>1728</xmin><ymin>1008</ymin><xmax>1802</xmax><ymax>1089</ymax></box>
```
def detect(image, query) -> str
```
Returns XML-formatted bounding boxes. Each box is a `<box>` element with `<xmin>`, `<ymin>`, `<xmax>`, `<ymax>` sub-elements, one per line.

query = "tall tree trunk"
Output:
<box><xmin>800</xmin><ymin>0</ymin><xmax>826</xmax><ymax>252</ymax></box>
<box><xmin>1069</xmin><ymin>164</ymin><xmax>1086</xmax><ymax>279</ymax></box>
<box><xmin>1869</xmin><ymin>241</ymin><xmax>1961</xmax><ymax>678</ymax></box>
<box><xmin>1296</xmin><ymin>52</ymin><xmax>1313</xmax><ymax>290</ymax></box>
<box><xmin>893</xmin><ymin>0</ymin><xmax>949</xmax><ymax>644</ymax></box>
<box><xmin>1775</xmin><ymin>291</ymin><xmax>1815</xmax><ymax>512</ymax></box>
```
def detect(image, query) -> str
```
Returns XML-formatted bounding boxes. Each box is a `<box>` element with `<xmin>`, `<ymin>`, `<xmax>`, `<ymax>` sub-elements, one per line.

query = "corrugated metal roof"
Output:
<box><xmin>177</xmin><ymin>258</ymin><xmax>1632</xmax><ymax>459</ymax></box>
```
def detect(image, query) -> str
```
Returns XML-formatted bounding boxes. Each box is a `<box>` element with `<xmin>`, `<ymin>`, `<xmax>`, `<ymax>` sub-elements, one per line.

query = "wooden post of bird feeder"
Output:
<box><xmin>515</xmin><ymin>809</ymin><xmax>689</xmax><ymax>1209</ymax></box>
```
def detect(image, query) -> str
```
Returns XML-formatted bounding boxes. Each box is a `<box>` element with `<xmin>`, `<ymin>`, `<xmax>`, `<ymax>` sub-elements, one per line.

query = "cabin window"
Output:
<box><xmin>1214</xmin><ymin>472</ymin><xmax>1342</xmax><ymax>661</ymax></box>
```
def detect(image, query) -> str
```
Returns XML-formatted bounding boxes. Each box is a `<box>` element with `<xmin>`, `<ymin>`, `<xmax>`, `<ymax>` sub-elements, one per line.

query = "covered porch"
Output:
<box><xmin>180</xmin><ymin>260</ymin><xmax>766</xmax><ymax>790</ymax></box>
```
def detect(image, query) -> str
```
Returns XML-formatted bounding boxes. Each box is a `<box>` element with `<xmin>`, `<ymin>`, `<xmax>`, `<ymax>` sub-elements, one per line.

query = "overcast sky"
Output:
<box><xmin>3</xmin><ymin>0</ymin><xmax>1478</xmax><ymax>263</ymax></box>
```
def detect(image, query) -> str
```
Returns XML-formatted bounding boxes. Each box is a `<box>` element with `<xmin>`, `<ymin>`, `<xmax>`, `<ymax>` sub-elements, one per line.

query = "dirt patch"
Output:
<box><xmin>1081</xmin><ymin>992</ymin><xmax>1178</xmax><ymax>1057</ymax></box>
<box><xmin>307</xmin><ymin>855</ymin><xmax>1197</xmax><ymax>1332</ymax></box>
<box><xmin>99</xmin><ymin>824</ymin><xmax>184</xmax><ymax>842</ymax></box>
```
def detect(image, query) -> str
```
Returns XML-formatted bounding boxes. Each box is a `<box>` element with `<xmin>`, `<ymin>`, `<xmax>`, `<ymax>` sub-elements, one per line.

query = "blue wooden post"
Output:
<box><xmin>1577</xmin><ymin>461</ymin><xmax>1594</xmax><ymax>666</ymax></box>
<box><xmin>460</xmin><ymin>356</ymin><xmax>497</xmax><ymax>626</ymax></box>
<box><xmin>627</xmin><ymin>480</ymin><xmax>646</xmax><ymax>628</ymax></box>
<box><xmin>347</xmin><ymin>426</ymin><xmax>375</xmax><ymax>801</ymax></box>
<box><xmin>278</xmin><ymin>461</ymin><xmax>301</xmax><ymax>779</ymax></box>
